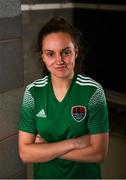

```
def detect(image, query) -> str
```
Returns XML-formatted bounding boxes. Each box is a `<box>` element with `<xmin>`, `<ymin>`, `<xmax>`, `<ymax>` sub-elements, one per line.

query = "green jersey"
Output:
<box><xmin>19</xmin><ymin>74</ymin><xmax>109</xmax><ymax>179</ymax></box>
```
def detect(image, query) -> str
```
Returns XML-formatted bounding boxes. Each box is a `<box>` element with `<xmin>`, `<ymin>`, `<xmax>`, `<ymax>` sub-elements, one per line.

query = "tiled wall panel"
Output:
<box><xmin>0</xmin><ymin>135</ymin><xmax>26</xmax><ymax>178</ymax></box>
<box><xmin>0</xmin><ymin>40</ymin><xmax>24</xmax><ymax>93</ymax></box>
<box><xmin>0</xmin><ymin>88</ymin><xmax>24</xmax><ymax>140</ymax></box>
<box><xmin>0</xmin><ymin>16</ymin><xmax>22</xmax><ymax>40</ymax></box>
<box><xmin>0</xmin><ymin>0</ymin><xmax>26</xmax><ymax>178</ymax></box>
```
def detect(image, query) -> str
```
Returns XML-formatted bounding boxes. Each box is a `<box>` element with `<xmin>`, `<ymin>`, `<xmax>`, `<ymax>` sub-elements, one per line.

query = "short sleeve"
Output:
<box><xmin>19</xmin><ymin>85</ymin><xmax>37</xmax><ymax>134</ymax></box>
<box><xmin>87</xmin><ymin>86</ymin><xmax>109</xmax><ymax>134</ymax></box>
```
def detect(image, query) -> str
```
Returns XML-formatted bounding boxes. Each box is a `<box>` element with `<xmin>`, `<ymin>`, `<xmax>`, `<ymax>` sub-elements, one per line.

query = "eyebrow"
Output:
<box><xmin>43</xmin><ymin>47</ymin><xmax>73</xmax><ymax>52</ymax></box>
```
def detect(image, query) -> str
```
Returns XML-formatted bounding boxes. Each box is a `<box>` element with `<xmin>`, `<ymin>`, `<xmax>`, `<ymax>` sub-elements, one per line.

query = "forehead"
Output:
<box><xmin>42</xmin><ymin>32</ymin><xmax>74</xmax><ymax>50</ymax></box>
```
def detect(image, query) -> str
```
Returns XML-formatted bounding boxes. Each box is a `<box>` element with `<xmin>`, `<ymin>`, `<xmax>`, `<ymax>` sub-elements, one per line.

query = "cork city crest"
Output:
<box><xmin>71</xmin><ymin>105</ymin><xmax>87</xmax><ymax>122</ymax></box>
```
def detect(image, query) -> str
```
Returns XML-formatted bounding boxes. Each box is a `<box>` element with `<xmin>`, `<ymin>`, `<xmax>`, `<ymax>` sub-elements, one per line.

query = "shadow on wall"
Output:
<box><xmin>102</xmin><ymin>135</ymin><xmax>126</xmax><ymax>179</ymax></box>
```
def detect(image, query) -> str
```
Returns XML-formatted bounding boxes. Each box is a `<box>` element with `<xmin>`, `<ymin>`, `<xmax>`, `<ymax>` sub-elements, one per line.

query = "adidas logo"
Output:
<box><xmin>36</xmin><ymin>109</ymin><xmax>47</xmax><ymax>118</ymax></box>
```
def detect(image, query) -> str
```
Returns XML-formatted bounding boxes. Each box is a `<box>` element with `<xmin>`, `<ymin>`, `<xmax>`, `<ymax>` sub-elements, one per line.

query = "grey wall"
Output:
<box><xmin>0</xmin><ymin>0</ymin><xmax>24</xmax><ymax>93</ymax></box>
<box><xmin>102</xmin><ymin>135</ymin><xmax>126</xmax><ymax>178</ymax></box>
<box><xmin>0</xmin><ymin>0</ymin><xmax>26</xmax><ymax>178</ymax></box>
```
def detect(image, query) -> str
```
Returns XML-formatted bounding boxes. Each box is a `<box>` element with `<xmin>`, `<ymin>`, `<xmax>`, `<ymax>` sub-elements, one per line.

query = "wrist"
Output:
<box><xmin>74</xmin><ymin>139</ymin><xmax>86</xmax><ymax>149</ymax></box>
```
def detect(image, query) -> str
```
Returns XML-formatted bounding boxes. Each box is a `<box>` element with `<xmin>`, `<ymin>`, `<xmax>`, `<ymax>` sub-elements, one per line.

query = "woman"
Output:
<box><xmin>18</xmin><ymin>16</ymin><xmax>109</xmax><ymax>179</ymax></box>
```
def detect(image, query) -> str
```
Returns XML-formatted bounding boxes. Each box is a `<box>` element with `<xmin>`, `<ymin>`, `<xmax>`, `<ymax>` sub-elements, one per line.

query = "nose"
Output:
<box><xmin>56</xmin><ymin>54</ymin><xmax>64</xmax><ymax>65</ymax></box>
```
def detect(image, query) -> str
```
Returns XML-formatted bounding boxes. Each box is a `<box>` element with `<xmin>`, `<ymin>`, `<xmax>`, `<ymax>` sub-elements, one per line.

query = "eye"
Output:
<box><xmin>45</xmin><ymin>51</ymin><xmax>55</xmax><ymax>58</ymax></box>
<box><xmin>61</xmin><ymin>49</ymin><xmax>72</xmax><ymax>58</ymax></box>
<box><xmin>47</xmin><ymin>52</ymin><xmax>54</xmax><ymax>57</ymax></box>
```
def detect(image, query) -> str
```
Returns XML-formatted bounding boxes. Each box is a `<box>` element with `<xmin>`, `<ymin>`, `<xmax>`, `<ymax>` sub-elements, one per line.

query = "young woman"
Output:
<box><xmin>18</xmin><ymin>16</ymin><xmax>109</xmax><ymax>179</ymax></box>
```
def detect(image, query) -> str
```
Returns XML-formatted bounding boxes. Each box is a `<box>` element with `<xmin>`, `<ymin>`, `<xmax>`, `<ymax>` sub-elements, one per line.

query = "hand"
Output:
<box><xmin>74</xmin><ymin>135</ymin><xmax>90</xmax><ymax>149</ymax></box>
<box><xmin>35</xmin><ymin>134</ymin><xmax>47</xmax><ymax>144</ymax></box>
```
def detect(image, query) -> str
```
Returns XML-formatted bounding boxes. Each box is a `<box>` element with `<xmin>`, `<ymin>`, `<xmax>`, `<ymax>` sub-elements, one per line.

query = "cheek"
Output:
<box><xmin>65</xmin><ymin>56</ymin><xmax>75</xmax><ymax>67</ymax></box>
<box><xmin>42</xmin><ymin>58</ymin><xmax>54</xmax><ymax>68</ymax></box>
<box><xmin>45</xmin><ymin>62</ymin><xmax>53</xmax><ymax>69</ymax></box>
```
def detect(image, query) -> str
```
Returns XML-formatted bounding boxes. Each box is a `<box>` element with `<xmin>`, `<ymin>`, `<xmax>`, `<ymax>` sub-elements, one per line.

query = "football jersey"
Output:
<box><xmin>19</xmin><ymin>73</ymin><xmax>109</xmax><ymax>179</ymax></box>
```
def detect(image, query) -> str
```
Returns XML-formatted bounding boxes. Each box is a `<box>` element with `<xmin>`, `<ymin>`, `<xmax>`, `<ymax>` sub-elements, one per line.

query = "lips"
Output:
<box><xmin>55</xmin><ymin>66</ymin><xmax>66</xmax><ymax>70</ymax></box>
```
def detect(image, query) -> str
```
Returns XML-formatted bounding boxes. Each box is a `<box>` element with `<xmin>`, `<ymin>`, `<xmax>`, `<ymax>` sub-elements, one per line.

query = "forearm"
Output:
<box><xmin>60</xmin><ymin>144</ymin><xmax>105</xmax><ymax>163</ymax></box>
<box><xmin>20</xmin><ymin>139</ymin><xmax>75</xmax><ymax>163</ymax></box>
<box><xmin>60</xmin><ymin>133</ymin><xmax>109</xmax><ymax>163</ymax></box>
<box><xmin>19</xmin><ymin>136</ymin><xmax>88</xmax><ymax>163</ymax></box>
<box><xmin>20</xmin><ymin>134</ymin><xmax>90</xmax><ymax>163</ymax></box>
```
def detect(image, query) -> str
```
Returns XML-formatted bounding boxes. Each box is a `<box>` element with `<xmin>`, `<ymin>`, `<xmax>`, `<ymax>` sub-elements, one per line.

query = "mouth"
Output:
<box><xmin>55</xmin><ymin>66</ymin><xmax>66</xmax><ymax>71</ymax></box>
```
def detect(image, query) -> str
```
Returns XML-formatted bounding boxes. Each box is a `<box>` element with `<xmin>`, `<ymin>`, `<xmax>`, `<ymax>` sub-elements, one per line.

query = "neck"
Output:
<box><xmin>50</xmin><ymin>74</ymin><xmax>74</xmax><ymax>102</ymax></box>
<box><xmin>51</xmin><ymin>74</ymin><xmax>74</xmax><ymax>89</ymax></box>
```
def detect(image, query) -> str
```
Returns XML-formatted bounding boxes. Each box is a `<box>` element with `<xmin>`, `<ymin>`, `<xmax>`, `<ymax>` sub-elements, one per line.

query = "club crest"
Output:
<box><xmin>71</xmin><ymin>105</ymin><xmax>87</xmax><ymax>122</ymax></box>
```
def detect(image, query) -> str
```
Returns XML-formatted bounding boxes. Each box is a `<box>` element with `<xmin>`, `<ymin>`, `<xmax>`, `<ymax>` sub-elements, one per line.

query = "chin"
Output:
<box><xmin>54</xmin><ymin>72</ymin><xmax>69</xmax><ymax>79</ymax></box>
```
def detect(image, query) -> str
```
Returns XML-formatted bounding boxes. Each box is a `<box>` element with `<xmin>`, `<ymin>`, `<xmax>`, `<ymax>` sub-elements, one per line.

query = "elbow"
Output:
<box><xmin>102</xmin><ymin>151</ymin><xmax>108</xmax><ymax>162</ymax></box>
<box><xmin>96</xmin><ymin>150</ymin><xmax>108</xmax><ymax>163</ymax></box>
<box><xmin>97</xmin><ymin>154</ymin><xmax>105</xmax><ymax>163</ymax></box>
<box><xmin>19</xmin><ymin>147</ymin><xmax>33</xmax><ymax>163</ymax></box>
<box><xmin>100</xmin><ymin>146</ymin><xmax>109</xmax><ymax>162</ymax></box>
<box><xmin>19</xmin><ymin>147</ymin><xmax>50</xmax><ymax>163</ymax></box>
<box><xmin>19</xmin><ymin>150</ymin><xmax>30</xmax><ymax>163</ymax></box>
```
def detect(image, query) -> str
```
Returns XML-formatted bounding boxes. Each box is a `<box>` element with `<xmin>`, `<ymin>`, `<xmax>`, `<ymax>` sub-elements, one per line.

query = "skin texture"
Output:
<box><xmin>41</xmin><ymin>32</ymin><xmax>78</xmax><ymax>80</ymax></box>
<box><xmin>41</xmin><ymin>32</ymin><xmax>78</xmax><ymax>101</ymax></box>
<box><xmin>19</xmin><ymin>32</ymin><xmax>109</xmax><ymax>163</ymax></box>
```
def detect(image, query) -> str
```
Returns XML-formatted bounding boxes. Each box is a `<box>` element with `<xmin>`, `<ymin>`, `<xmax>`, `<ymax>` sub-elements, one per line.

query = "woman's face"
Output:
<box><xmin>41</xmin><ymin>32</ymin><xmax>78</xmax><ymax>79</ymax></box>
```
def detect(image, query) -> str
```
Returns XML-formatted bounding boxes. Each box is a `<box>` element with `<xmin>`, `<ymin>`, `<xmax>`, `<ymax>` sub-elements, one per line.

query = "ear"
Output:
<box><xmin>75</xmin><ymin>47</ymin><xmax>78</xmax><ymax>59</ymax></box>
<box><xmin>41</xmin><ymin>53</ymin><xmax>43</xmax><ymax>59</ymax></box>
<box><xmin>41</xmin><ymin>52</ymin><xmax>45</xmax><ymax>62</ymax></box>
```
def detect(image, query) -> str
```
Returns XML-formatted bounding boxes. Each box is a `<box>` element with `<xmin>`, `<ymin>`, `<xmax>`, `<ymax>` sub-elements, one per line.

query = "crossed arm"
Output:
<box><xmin>18</xmin><ymin>130</ymin><xmax>109</xmax><ymax>163</ymax></box>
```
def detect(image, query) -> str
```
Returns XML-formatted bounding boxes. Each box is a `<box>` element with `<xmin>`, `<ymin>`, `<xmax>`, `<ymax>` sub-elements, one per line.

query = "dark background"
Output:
<box><xmin>74</xmin><ymin>9</ymin><xmax>126</xmax><ymax>94</ymax></box>
<box><xmin>73</xmin><ymin>0</ymin><xmax>126</xmax><ymax>5</ymax></box>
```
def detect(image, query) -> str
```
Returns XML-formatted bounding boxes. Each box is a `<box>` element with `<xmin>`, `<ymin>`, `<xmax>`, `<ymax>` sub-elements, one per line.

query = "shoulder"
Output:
<box><xmin>76</xmin><ymin>74</ymin><xmax>102</xmax><ymax>89</ymax></box>
<box><xmin>76</xmin><ymin>74</ymin><xmax>107</xmax><ymax>106</ymax></box>
<box><xmin>26</xmin><ymin>76</ymin><xmax>49</xmax><ymax>92</ymax></box>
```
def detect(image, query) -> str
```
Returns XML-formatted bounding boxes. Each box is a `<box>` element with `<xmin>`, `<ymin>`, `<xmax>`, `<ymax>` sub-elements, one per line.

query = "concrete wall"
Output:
<box><xmin>102</xmin><ymin>135</ymin><xmax>126</xmax><ymax>178</ymax></box>
<box><xmin>0</xmin><ymin>0</ymin><xmax>26</xmax><ymax>178</ymax></box>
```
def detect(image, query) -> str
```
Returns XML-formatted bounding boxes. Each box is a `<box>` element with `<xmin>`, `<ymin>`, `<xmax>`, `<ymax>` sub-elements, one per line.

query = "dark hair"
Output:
<box><xmin>38</xmin><ymin>16</ymin><xmax>86</xmax><ymax>76</ymax></box>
